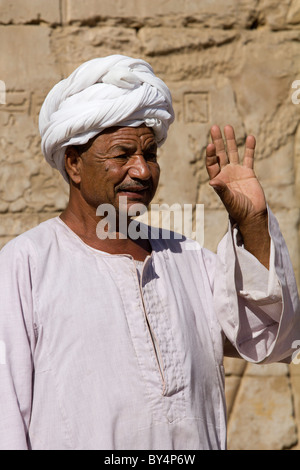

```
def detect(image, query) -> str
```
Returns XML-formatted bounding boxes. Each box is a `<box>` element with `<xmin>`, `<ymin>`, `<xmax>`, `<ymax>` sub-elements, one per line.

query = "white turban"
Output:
<box><xmin>39</xmin><ymin>55</ymin><xmax>175</xmax><ymax>182</ymax></box>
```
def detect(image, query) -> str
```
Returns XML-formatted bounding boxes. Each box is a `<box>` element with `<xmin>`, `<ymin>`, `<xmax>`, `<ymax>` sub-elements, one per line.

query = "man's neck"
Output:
<box><xmin>60</xmin><ymin>204</ymin><xmax>152</xmax><ymax>261</ymax></box>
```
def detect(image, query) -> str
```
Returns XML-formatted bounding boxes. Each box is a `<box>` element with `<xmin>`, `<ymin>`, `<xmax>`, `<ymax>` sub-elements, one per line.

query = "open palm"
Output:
<box><xmin>206</xmin><ymin>125</ymin><xmax>267</xmax><ymax>229</ymax></box>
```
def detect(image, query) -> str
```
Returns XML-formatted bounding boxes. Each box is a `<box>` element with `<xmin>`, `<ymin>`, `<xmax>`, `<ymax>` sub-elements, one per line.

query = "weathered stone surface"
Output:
<box><xmin>290</xmin><ymin>364</ymin><xmax>300</xmax><ymax>450</ymax></box>
<box><xmin>245</xmin><ymin>362</ymin><xmax>290</xmax><ymax>377</ymax></box>
<box><xmin>258</xmin><ymin>0</ymin><xmax>295</xmax><ymax>30</ymax></box>
<box><xmin>155</xmin><ymin>77</ymin><xmax>245</xmax><ymax>208</ymax></box>
<box><xmin>273</xmin><ymin>209</ymin><xmax>300</xmax><ymax>285</ymax></box>
<box><xmin>225</xmin><ymin>376</ymin><xmax>241</xmax><ymax>417</ymax></box>
<box><xmin>64</xmin><ymin>0</ymin><xmax>300</xmax><ymax>31</ymax></box>
<box><xmin>227</xmin><ymin>375</ymin><xmax>297</xmax><ymax>450</ymax></box>
<box><xmin>138</xmin><ymin>28</ymin><xmax>238</xmax><ymax>57</ymax></box>
<box><xmin>0</xmin><ymin>0</ymin><xmax>61</xmax><ymax>25</ymax></box>
<box><xmin>0</xmin><ymin>160</ymin><xmax>37</xmax><ymax>202</ymax></box>
<box><xmin>201</xmin><ymin>210</ymin><xmax>228</xmax><ymax>253</ymax></box>
<box><xmin>224</xmin><ymin>357</ymin><xmax>247</xmax><ymax>377</ymax></box>
<box><xmin>64</xmin><ymin>0</ymin><xmax>260</xmax><ymax>29</ymax></box>
<box><xmin>0</xmin><ymin>26</ymin><xmax>61</xmax><ymax>89</ymax></box>
<box><xmin>295</xmin><ymin>124</ymin><xmax>300</xmax><ymax>203</ymax></box>
<box><xmin>51</xmin><ymin>26</ymin><xmax>142</xmax><ymax>76</ymax></box>
<box><xmin>287</xmin><ymin>0</ymin><xmax>300</xmax><ymax>24</ymax></box>
<box><xmin>224</xmin><ymin>358</ymin><xmax>247</xmax><ymax>417</ymax></box>
<box><xmin>23</xmin><ymin>168</ymin><xmax>69</xmax><ymax>213</ymax></box>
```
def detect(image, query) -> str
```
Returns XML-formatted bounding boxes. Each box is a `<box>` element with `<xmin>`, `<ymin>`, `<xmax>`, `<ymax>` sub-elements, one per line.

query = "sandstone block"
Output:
<box><xmin>0</xmin><ymin>113</ymin><xmax>39</xmax><ymax>164</ymax></box>
<box><xmin>0</xmin><ymin>26</ymin><xmax>61</xmax><ymax>90</ymax></box>
<box><xmin>155</xmin><ymin>119</ymin><xmax>205</xmax><ymax>206</ymax></box>
<box><xmin>51</xmin><ymin>26</ymin><xmax>142</xmax><ymax>77</ymax></box>
<box><xmin>225</xmin><ymin>376</ymin><xmax>241</xmax><ymax>417</ymax></box>
<box><xmin>263</xmin><ymin>184</ymin><xmax>296</xmax><ymax>212</ymax></box>
<box><xmin>224</xmin><ymin>357</ymin><xmax>247</xmax><ymax>377</ymax></box>
<box><xmin>227</xmin><ymin>375</ymin><xmax>297</xmax><ymax>450</ymax></box>
<box><xmin>294</xmin><ymin>124</ymin><xmax>300</xmax><ymax>201</ymax></box>
<box><xmin>0</xmin><ymin>110</ymin><xmax>68</xmax><ymax>213</ymax></box>
<box><xmin>202</xmin><ymin>210</ymin><xmax>229</xmax><ymax>253</ymax></box>
<box><xmin>155</xmin><ymin>77</ymin><xmax>245</xmax><ymax>209</ymax></box>
<box><xmin>245</xmin><ymin>362</ymin><xmax>290</xmax><ymax>377</ymax></box>
<box><xmin>254</xmin><ymin>141</ymin><xmax>295</xmax><ymax>187</ymax></box>
<box><xmin>230</xmin><ymin>31</ymin><xmax>300</xmax><ymax>149</ymax></box>
<box><xmin>0</xmin><ymin>160</ymin><xmax>39</xmax><ymax>203</ymax></box>
<box><xmin>224</xmin><ymin>358</ymin><xmax>247</xmax><ymax>419</ymax></box>
<box><xmin>0</xmin><ymin>0</ymin><xmax>61</xmax><ymax>24</ymax></box>
<box><xmin>138</xmin><ymin>28</ymin><xmax>237</xmax><ymax>57</ymax></box>
<box><xmin>272</xmin><ymin>209</ymin><xmax>300</xmax><ymax>285</ymax></box>
<box><xmin>0</xmin><ymin>201</ymin><xmax>8</xmax><ymax>213</ymax></box>
<box><xmin>259</xmin><ymin>0</ymin><xmax>298</xmax><ymax>29</ymax></box>
<box><xmin>290</xmin><ymin>363</ymin><xmax>300</xmax><ymax>378</ymax></box>
<box><xmin>23</xmin><ymin>170</ymin><xmax>69</xmax><ymax>213</ymax></box>
<box><xmin>287</xmin><ymin>0</ymin><xmax>300</xmax><ymax>24</ymax></box>
<box><xmin>290</xmin><ymin>375</ymin><xmax>300</xmax><ymax>450</ymax></box>
<box><xmin>64</xmin><ymin>0</ymin><xmax>260</xmax><ymax>29</ymax></box>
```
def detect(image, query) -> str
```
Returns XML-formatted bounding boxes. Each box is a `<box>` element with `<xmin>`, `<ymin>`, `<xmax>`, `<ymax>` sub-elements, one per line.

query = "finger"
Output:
<box><xmin>210</xmin><ymin>125</ymin><xmax>228</xmax><ymax>168</ymax></box>
<box><xmin>206</xmin><ymin>143</ymin><xmax>220</xmax><ymax>180</ymax></box>
<box><xmin>224</xmin><ymin>125</ymin><xmax>239</xmax><ymax>164</ymax></box>
<box><xmin>243</xmin><ymin>135</ymin><xmax>256</xmax><ymax>169</ymax></box>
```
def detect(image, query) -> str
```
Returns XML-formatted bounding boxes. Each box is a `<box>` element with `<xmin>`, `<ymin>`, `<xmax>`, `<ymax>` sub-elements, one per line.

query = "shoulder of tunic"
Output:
<box><xmin>0</xmin><ymin>217</ymin><xmax>60</xmax><ymax>258</ymax></box>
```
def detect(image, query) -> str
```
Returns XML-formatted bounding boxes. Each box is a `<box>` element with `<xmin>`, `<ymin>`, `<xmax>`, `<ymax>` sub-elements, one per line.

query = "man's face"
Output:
<box><xmin>72</xmin><ymin>125</ymin><xmax>160</xmax><ymax>214</ymax></box>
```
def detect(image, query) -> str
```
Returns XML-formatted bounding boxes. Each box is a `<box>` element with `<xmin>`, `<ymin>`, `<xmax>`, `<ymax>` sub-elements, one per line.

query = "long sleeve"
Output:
<box><xmin>0</xmin><ymin>238</ymin><xmax>36</xmax><ymax>450</ymax></box>
<box><xmin>214</xmin><ymin>206</ymin><xmax>300</xmax><ymax>364</ymax></box>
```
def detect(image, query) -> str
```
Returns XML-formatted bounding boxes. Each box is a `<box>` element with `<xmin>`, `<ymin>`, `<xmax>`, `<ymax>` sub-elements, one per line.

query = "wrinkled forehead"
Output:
<box><xmin>89</xmin><ymin>125</ymin><xmax>157</xmax><ymax>152</ymax></box>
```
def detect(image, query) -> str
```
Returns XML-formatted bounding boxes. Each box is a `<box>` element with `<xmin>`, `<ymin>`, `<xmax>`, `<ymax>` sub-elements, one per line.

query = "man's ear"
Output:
<box><xmin>65</xmin><ymin>146</ymin><xmax>82</xmax><ymax>184</ymax></box>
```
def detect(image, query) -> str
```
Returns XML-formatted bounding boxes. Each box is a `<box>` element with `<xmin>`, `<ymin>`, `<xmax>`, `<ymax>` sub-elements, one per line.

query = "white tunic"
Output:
<box><xmin>0</xmin><ymin>209</ymin><xmax>299</xmax><ymax>450</ymax></box>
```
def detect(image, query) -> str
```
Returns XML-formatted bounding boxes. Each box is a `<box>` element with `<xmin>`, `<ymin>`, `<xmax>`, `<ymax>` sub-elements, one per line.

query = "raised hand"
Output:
<box><xmin>206</xmin><ymin>125</ymin><xmax>270</xmax><ymax>268</ymax></box>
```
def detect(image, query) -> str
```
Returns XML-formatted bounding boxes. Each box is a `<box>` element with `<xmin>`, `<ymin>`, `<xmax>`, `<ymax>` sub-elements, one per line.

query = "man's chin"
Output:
<box><xmin>117</xmin><ymin>194</ymin><xmax>150</xmax><ymax>214</ymax></box>
<box><xmin>118</xmin><ymin>201</ymin><xmax>149</xmax><ymax>218</ymax></box>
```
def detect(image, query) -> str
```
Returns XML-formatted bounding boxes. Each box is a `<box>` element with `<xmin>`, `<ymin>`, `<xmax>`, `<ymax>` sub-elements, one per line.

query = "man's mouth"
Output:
<box><xmin>116</xmin><ymin>184</ymin><xmax>150</xmax><ymax>197</ymax></box>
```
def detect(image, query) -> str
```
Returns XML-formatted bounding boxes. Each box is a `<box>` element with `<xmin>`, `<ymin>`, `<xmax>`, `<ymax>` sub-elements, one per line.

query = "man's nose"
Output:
<box><xmin>127</xmin><ymin>154</ymin><xmax>152</xmax><ymax>180</ymax></box>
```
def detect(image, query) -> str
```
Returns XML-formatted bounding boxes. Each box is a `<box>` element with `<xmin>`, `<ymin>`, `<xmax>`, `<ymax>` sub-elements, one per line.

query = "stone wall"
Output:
<box><xmin>0</xmin><ymin>0</ymin><xmax>299</xmax><ymax>450</ymax></box>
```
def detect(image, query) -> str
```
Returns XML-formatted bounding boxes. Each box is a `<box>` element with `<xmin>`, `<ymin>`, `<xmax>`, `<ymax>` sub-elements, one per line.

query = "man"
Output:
<box><xmin>0</xmin><ymin>55</ymin><xmax>299</xmax><ymax>450</ymax></box>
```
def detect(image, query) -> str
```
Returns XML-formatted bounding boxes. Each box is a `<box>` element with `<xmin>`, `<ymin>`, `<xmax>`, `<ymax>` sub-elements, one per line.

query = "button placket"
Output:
<box><xmin>141</xmin><ymin>255</ymin><xmax>187</xmax><ymax>422</ymax></box>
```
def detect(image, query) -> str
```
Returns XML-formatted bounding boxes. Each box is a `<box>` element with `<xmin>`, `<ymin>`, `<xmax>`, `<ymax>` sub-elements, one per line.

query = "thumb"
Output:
<box><xmin>209</xmin><ymin>179</ymin><xmax>227</xmax><ymax>195</ymax></box>
<box><xmin>209</xmin><ymin>180</ymin><xmax>234</xmax><ymax>208</ymax></box>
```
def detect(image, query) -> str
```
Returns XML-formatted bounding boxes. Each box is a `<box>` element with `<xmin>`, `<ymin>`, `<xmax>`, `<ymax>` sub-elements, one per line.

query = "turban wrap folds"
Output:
<box><xmin>39</xmin><ymin>55</ymin><xmax>175</xmax><ymax>182</ymax></box>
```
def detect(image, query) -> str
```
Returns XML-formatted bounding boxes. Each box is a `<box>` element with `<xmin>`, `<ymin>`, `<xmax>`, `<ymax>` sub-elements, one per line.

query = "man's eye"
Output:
<box><xmin>111</xmin><ymin>153</ymin><xmax>157</xmax><ymax>162</ymax></box>
<box><xmin>113</xmin><ymin>154</ymin><xmax>128</xmax><ymax>160</ymax></box>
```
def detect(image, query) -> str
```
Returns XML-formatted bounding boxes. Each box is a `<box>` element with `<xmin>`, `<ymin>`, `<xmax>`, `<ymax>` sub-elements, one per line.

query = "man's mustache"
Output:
<box><xmin>115</xmin><ymin>181</ymin><xmax>151</xmax><ymax>192</ymax></box>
